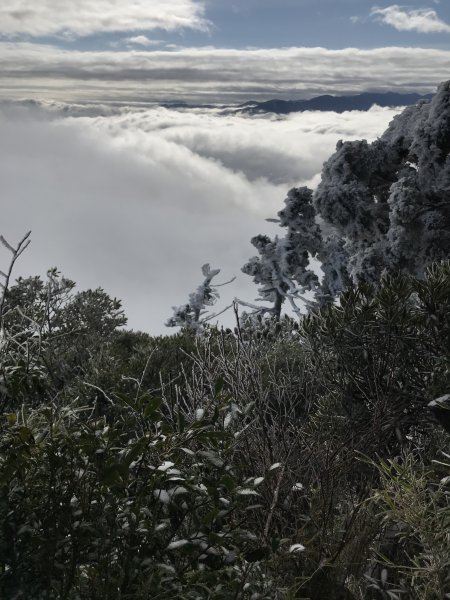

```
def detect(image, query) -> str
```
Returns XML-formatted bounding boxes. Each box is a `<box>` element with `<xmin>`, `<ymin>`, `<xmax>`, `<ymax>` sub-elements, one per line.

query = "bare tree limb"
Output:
<box><xmin>0</xmin><ymin>231</ymin><xmax>32</xmax><ymax>320</ymax></box>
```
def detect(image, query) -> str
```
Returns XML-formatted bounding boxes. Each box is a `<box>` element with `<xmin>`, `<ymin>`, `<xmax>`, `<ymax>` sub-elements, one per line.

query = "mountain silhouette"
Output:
<box><xmin>239</xmin><ymin>92</ymin><xmax>433</xmax><ymax>114</ymax></box>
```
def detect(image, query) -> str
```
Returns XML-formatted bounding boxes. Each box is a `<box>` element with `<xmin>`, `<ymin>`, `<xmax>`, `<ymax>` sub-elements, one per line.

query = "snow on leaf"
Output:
<box><xmin>157</xmin><ymin>461</ymin><xmax>175</xmax><ymax>472</ymax></box>
<box><xmin>224</xmin><ymin>412</ymin><xmax>233</xmax><ymax>429</ymax></box>
<box><xmin>195</xmin><ymin>408</ymin><xmax>205</xmax><ymax>421</ymax></box>
<box><xmin>269</xmin><ymin>463</ymin><xmax>282</xmax><ymax>471</ymax></box>
<box><xmin>167</xmin><ymin>539</ymin><xmax>190</xmax><ymax>551</ymax></box>
<box><xmin>237</xmin><ymin>488</ymin><xmax>259</xmax><ymax>496</ymax></box>
<box><xmin>289</xmin><ymin>544</ymin><xmax>306</xmax><ymax>553</ymax></box>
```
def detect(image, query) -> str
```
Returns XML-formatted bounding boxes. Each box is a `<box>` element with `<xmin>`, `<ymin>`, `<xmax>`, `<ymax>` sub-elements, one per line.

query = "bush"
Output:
<box><xmin>368</xmin><ymin>448</ymin><xmax>450</xmax><ymax>599</ymax></box>
<box><xmin>0</xmin><ymin>262</ymin><xmax>449</xmax><ymax>599</ymax></box>
<box><xmin>0</xmin><ymin>390</ymin><xmax>284</xmax><ymax>599</ymax></box>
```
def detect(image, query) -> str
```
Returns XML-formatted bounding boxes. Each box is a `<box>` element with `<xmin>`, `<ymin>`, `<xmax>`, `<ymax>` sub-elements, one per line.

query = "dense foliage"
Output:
<box><xmin>1</xmin><ymin>260</ymin><xmax>449</xmax><ymax>599</ymax></box>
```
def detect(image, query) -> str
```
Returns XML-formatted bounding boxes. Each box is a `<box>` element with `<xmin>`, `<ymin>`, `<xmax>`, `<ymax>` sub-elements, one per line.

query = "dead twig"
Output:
<box><xmin>0</xmin><ymin>231</ymin><xmax>32</xmax><ymax>319</ymax></box>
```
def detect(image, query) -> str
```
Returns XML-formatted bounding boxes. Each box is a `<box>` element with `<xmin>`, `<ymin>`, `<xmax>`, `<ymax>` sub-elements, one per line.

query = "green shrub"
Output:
<box><xmin>368</xmin><ymin>448</ymin><xmax>450</xmax><ymax>599</ymax></box>
<box><xmin>0</xmin><ymin>391</ymin><xmax>285</xmax><ymax>599</ymax></box>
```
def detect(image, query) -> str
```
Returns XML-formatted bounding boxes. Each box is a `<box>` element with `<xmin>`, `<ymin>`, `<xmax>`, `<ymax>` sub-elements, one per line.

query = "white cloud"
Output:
<box><xmin>0</xmin><ymin>0</ymin><xmax>208</xmax><ymax>38</ymax></box>
<box><xmin>123</xmin><ymin>36</ymin><xmax>163</xmax><ymax>47</ymax></box>
<box><xmin>0</xmin><ymin>102</ymin><xmax>399</xmax><ymax>333</ymax></box>
<box><xmin>371</xmin><ymin>5</ymin><xmax>450</xmax><ymax>34</ymax></box>
<box><xmin>0</xmin><ymin>44</ymin><xmax>448</xmax><ymax>103</ymax></box>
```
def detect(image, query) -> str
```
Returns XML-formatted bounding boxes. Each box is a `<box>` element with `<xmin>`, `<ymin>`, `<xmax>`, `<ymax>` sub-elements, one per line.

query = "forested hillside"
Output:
<box><xmin>1</xmin><ymin>84</ymin><xmax>449</xmax><ymax>599</ymax></box>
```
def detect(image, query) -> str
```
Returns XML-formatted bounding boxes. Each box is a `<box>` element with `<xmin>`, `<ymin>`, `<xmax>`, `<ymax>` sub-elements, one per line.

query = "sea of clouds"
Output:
<box><xmin>0</xmin><ymin>102</ymin><xmax>401</xmax><ymax>333</ymax></box>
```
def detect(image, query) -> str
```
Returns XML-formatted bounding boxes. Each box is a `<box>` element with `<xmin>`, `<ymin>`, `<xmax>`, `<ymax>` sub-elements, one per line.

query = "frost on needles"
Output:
<box><xmin>166</xmin><ymin>264</ymin><xmax>234</xmax><ymax>332</ymax></box>
<box><xmin>242</xmin><ymin>80</ymin><xmax>450</xmax><ymax>317</ymax></box>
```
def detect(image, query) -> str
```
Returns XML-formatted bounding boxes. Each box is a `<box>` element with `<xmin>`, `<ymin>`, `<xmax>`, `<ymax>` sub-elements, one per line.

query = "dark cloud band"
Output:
<box><xmin>0</xmin><ymin>44</ymin><xmax>448</xmax><ymax>102</ymax></box>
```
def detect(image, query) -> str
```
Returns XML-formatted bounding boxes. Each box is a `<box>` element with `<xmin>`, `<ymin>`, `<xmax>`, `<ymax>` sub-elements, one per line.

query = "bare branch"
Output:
<box><xmin>0</xmin><ymin>231</ymin><xmax>32</xmax><ymax>319</ymax></box>
<box><xmin>0</xmin><ymin>236</ymin><xmax>15</xmax><ymax>253</ymax></box>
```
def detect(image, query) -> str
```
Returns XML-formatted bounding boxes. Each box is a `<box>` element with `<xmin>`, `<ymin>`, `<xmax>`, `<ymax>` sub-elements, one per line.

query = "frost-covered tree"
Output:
<box><xmin>315</xmin><ymin>79</ymin><xmax>450</xmax><ymax>288</ymax></box>
<box><xmin>240</xmin><ymin>188</ymin><xmax>322</xmax><ymax>317</ymax></box>
<box><xmin>242</xmin><ymin>80</ymin><xmax>450</xmax><ymax>314</ymax></box>
<box><xmin>166</xmin><ymin>264</ymin><xmax>232</xmax><ymax>332</ymax></box>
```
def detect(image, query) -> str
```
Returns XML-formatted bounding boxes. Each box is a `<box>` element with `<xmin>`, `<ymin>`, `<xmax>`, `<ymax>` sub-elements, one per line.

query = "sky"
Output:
<box><xmin>1</xmin><ymin>1</ymin><xmax>449</xmax><ymax>333</ymax></box>
<box><xmin>1</xmin><ymin>0</ymin><xmax>450</xmax><ymax>102</ymax></box>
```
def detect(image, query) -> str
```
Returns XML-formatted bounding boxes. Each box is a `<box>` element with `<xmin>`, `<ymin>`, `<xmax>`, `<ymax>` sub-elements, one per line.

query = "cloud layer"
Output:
<box><xmin>0</xmin><ymin>44</ymin><xmax>449</xmax><ymax>103</ymax></box>
<box><xmin>0</xmin><ymin>0</ymin><xmax>208</xmax><ymax>38</ymax></box>
<box><xmin>371</xmin><ymin>5</ymin><xmax>450</xmax><ymax>34</ymax></box>
<box><xmin>0</xmin><ymin>103</ymin><xmax>402</xmax><ymax>333</ymax></box>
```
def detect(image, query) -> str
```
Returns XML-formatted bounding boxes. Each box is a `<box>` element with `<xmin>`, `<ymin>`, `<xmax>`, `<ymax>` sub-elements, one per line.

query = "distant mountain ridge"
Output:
<box><xmin>239</xmin><ymin>92</ymin><xmax>433</xmax><ymax>115</ymax></box>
